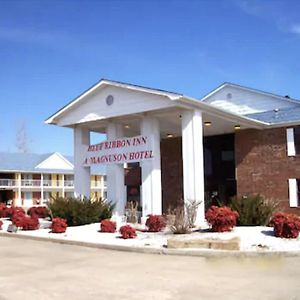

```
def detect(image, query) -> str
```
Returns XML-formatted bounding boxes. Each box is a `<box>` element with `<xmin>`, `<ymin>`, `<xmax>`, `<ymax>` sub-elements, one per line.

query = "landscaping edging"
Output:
<box><xmin>1</xmin><ymin>231</ymin><xmax>300</xmax><ymax>258</ymax></box>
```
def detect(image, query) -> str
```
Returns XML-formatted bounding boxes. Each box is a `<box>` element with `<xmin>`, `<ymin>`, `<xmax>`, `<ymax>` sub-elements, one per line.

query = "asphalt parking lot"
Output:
<box><xmin>0</xmin><ymin>236</ymin><xmax>299</xmax><ymax>300</ymax></box>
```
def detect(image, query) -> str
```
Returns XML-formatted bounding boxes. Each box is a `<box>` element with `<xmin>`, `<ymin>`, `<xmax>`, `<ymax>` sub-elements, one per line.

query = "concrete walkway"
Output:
<box><xmin>0</xmin><ymin>237</ymin><xmax>299</xmax><ymax>300</ymax></box>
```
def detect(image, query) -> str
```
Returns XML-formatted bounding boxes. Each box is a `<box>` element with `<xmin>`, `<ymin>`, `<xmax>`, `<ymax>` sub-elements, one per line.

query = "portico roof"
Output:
<box><xmin>45</xmin><ymin>79</ymin><xmax>183</xmax><ymax>125</ymax></box>
<box><xmin>45</xmin><ymin>79</ymin><xmax>300</xmax><ymax>137</ymax></box>
<box><xmin>45</xmin><ymin>79</ymin><xmax>268</xmax><ymax>134</ymax></box>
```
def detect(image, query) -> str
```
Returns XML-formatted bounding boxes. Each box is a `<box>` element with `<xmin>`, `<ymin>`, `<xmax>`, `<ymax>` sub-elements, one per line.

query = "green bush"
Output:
<box><xmin>48</xmin><ymin>197</ymin><xmax>114</xmax><ymax>226</ymax></box>
<box><xmin>229</xmin><ymin>194</ymin><xmax>278</xmax><ymax>226</ymax></box>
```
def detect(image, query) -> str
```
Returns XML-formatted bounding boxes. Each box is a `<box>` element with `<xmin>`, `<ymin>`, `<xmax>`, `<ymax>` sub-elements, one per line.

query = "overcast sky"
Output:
<box><xmin>0</xmin><ymin>0</ymin><xmax>300</xmax><ymax>155</ymax></box>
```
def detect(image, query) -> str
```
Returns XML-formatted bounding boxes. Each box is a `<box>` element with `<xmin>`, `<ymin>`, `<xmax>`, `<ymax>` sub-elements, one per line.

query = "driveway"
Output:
<box><xmin>0</xmin><ymin>236</ymin><xmax>299</xmax><ymax>300</ymax></box>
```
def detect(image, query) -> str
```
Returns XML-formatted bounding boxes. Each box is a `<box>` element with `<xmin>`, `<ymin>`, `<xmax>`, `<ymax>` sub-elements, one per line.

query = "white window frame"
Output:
<box><xmin>286</xmin><ymin>128</ymin><xmax>296</xmax><ymax>156</ymax></box>
<box><xmin>288</xmin><ymin>178</ymin><xmax>298</xmax><ymax>207</ymax></box>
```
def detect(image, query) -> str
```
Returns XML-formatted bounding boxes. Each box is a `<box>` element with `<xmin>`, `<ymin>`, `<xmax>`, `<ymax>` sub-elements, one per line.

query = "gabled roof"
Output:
<box><xmin>246</xmin><ymin>106</ymin><xmax>300</xmax><ymax>126</ymax></box>
<box><xmin>0</xmin><ymin>152</ymin><xmax>53</xmax><ymax>173</ymax></box>
<box><xmin>45</xmin><ymin>78</ymin><xmax>183</xmax><ymax>124</ymax></box>
<box><xmin>0</xmin><ymin>152</ymin><xmax>105</xmax><ymax>174</ymax></box>
<box><xmin>35</xmin><ymin>152</ymin><xmax>74</xmax><ymax>170</ymax></box>
<box><xmin>201</xmin><ymin>82</ymin><xmax>300</xmax><ymax>104</ymax></box>
<box><xmin>45</xmin><ymin>78</ymin><xmax>300</xmax><ymax>129</ymax></box>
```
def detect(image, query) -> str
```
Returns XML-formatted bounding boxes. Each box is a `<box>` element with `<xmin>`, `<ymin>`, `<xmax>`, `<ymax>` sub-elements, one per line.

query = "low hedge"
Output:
<box><xmin>49</xmin><ymin>196</ymin><xmax>114</xmax><ymax>226</ymax></box>
<box><xmin>28</xmin><ymin>206</ymin><xmax>50</xmax><ymax>218</ymax></box>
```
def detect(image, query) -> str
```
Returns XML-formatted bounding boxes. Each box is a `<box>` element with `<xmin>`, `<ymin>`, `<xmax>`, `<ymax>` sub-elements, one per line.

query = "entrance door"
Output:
<box><xmin>204</xmin><ymin>133</ymin><xmax>237</xmax><ymax>206</ymax></box>
<box><xmin>124</xmin><ymin>164</ymin><xmax>141</xmax><ymax>222</ymax></box>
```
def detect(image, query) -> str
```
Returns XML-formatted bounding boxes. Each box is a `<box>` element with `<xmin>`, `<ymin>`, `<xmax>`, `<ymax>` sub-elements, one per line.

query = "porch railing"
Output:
<box><xmin>0</xmin><ymin>179</ymin><xmax>17</xmax><ymax>187</ymax></box>
<box><xmin>0</xmin><ymin>178</ymin><xmax>107</xmax><ymax>189</ymax></box>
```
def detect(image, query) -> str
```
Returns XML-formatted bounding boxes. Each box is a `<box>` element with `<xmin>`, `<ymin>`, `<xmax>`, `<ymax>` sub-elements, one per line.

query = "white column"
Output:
<box><xmin>106</xmin><ymin>122</ymin><xmax>126</xmax><ymax>220</ymax></box>
<box><xmin>62</xmin><ymin>174</ymin><xmax>65</xmax><ymax>198</ymax></box>
<box><xmin>141</xmin><ymin>116</ymin><xmax>162</xmax><ymax>219</ymax></box>
<box><xmin>17</xmin><ymin>173</ymin><xmax>22</xmax><ymax>206</ymax></box>
<box><xmin>74</xmin><ymin>126</ymin><xmax>91</xmax><ymax>198</ymax></box>
<box><xmin>41</xmin><ymin>173</ymin><xmax>44</xmax><ymax>205</ymax></box>
<box><xmin>181</xmin><ymin>109</ymin><xmax>205</xmax><ymax>225</ymax></box>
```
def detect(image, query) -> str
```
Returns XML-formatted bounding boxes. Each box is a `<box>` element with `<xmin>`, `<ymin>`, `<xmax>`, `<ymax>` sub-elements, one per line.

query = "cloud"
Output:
<box><xmin>233</xmin><ymin>0</ymin><xmax>300</xmax><ymax>36</ymax></box>
<box><xmin>289</xmin><ymin>24</ymin><xmax>300</xmax><ymax>35</ymax></box>
<box><xmin>0</xmin><ymin>27</ymin><xmax>61</xmax><ymax>44</ymax></box>
<box><xmin>234</xmin><ymin>0</ymin><xmax>264</xmax><ymax>18</ymax></box>
<box><xmin>0</xmin><ymin>26</ymin><xmax>112</xmax><ymax>59</ymax></box>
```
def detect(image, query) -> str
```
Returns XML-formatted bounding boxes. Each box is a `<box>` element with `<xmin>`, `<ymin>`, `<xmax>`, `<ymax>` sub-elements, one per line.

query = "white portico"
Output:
<box><xmin>46</xmin><ymin>79</ymin><xmax>264</xmax><ymax>225</ymax></box>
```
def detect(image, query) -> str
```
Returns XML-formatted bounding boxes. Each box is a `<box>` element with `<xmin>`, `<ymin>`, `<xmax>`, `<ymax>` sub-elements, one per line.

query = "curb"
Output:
<box><xmin>1</xmin><ymin>232</ymin><xmax>300</xmax><ymax>258</ymax></box>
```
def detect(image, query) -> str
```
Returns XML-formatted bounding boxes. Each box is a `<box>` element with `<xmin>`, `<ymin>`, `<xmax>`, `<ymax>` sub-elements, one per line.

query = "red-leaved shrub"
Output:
<box><xmin>27</xmin><ymin>206</ymin><xmax>49</xmax><ymax>218</ymax></box>
<box><xmin>119</xmin><ymin>225</ymin><xmax>136</xmax><ymax>239</ymax></box>
<box><xmin>51</xmin><ymin>217</ymin><xmax>68</xmax><ymax>233</ymax></box>
<box><xmin>270</xmin><ymin>212</ymin><xmax>300</xmax><ymax>238</ymax></box>
<box><xmin>100</xmin><ymin>219</ymin><xmax>116</xmax><ymax>233</ymax></box>
<box><xmin>0</xmin><ymin>205</ymin><xmax>25</xmax><ymax>219</ymax></box>
<box><xmin>205</xmin><ymin>206</ymin><xmax>239</xmax><ymax>232</ymax></box>
<box><xmin>0</xmin><ymin>220</ymin><xmax>3</xmax><ymax>230</ymax></box>
<box><xmin>11</xmin><ymin>211</ymin><xmax>26</xmax><ymax>227</ymax></box>
<box><xmin>10</xmin><ymin>207</ymin><xmax>25</xmax><ymax>219</ymax></box>
<box><xmin>0</xmin><ymin>203</ymin><xmax>7</xmax><ymax>217</ymax></box>
<box><xmin>21</xmin><ymin>216</ymin><xmax>39</xmax><ymax>231</ymax></box>
<box><xmin>146</xmin><ymin>215</ymin><xmax>166</xmax><ymax>232</ymax></box>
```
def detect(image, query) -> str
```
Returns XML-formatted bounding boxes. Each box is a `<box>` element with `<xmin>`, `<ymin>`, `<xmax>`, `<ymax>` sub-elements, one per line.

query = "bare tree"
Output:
<box><xmin>15</xmin><ymin>120</ymin><xmax>30</xmax><ymax>153</ymax></box>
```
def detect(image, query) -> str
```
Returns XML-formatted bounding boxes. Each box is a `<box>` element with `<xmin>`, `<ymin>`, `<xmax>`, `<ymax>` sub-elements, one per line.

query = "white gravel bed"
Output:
<box><xmin>1</xmin><ymin>218</ymin><xmax>300</xmax><ymax>252</ymax></box>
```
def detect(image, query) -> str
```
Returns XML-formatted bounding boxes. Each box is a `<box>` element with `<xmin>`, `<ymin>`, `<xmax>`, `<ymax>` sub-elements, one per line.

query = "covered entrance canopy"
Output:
<box><xmin>46</xmin><ymin>79</ymin><xmax>266</xmax><ymax>224</ymax></box>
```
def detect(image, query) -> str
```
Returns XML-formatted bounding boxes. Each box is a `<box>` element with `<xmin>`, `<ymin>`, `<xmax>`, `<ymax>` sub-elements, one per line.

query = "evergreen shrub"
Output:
<box><xmin>230</xmin><ymin>195</ymin><xmax>278</xmax><ymax>226</ymax></box>
<box><xmin>49</xmin><ymin>197</ymin><xmax>114</xmax><ymax>226</ymax></box>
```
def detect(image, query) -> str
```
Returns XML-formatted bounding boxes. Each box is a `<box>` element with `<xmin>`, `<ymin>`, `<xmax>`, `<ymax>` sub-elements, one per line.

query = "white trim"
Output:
<box><xmin>287</xmin><ymin>128</ymin><xmax>296</xmax><ymax>156</ymax></box>
<box><xmin>177</xmin><ymin>97</ymin><xmax>269</xmax><ymax>128</ymax></box>
<box><xmin>201</xmin><ymin>82</ymin><xmax>300</xmax><ymax>105</ymax></box>
<box><xmin>45</xmin><ymin>80</ymin><xmax>300</xmax><ymax>129</ymax></box>
<box><xmin>45</xmin><ymin>80</ymin><xmax>182</xmax><ymax>124</ymax></box>
<box><xmin>288</xmin><ymin>178</ymin><xmax>298</xmax><ymax>207</ymax></box>
<box><xmin>201</xmin><ymin>83</ymin><xmax>228</xmax><ymax>102</ymax></box>
<box><xmin>35</xmin><ymin>152</ymin><xmax>74</xmax><ymax>169</ymax></box>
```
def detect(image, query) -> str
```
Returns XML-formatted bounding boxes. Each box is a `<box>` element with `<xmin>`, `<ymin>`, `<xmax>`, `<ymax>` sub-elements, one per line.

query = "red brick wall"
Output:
<box><xmin>235</xmin><ymin>127</ymin><xmax>300</xmax><ymax>214</ymax></box>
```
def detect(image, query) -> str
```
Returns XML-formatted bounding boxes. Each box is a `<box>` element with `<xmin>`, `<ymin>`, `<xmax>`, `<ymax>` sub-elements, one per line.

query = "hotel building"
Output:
<box><xmin>0</xmin><ymin>152</ymin><xmax>106</xmax><ymax>206</ymax></box>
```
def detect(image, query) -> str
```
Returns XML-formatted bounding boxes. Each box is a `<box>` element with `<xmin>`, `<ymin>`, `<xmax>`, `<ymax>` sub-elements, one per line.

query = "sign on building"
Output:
<box><xmin>84</xmin><ymin>135</ymin><xmax>154</xmax><ymax>165</ymax></box>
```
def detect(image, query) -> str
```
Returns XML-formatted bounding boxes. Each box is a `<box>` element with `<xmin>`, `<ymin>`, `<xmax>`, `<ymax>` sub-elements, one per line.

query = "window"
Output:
<box><xmin>288</xmin><ymin>179</ymin><xmax>300</xmax><ymax>207</ymax></box>
<box><xmin>294</xmin><ymin>128</ymin><xmax>300</xmax><ymax>155</ymax></box>
<box><xmin>287</xmin><ymin>127</ymin><xmax>300</xmax><ymax>156</ymax></box>
<box><xmin>298</xmin><ymin>180</ymin><xmax>300</xmax><ymax>206</ymax></box>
